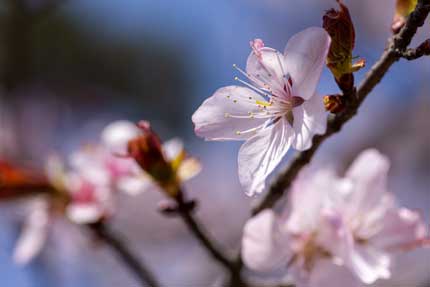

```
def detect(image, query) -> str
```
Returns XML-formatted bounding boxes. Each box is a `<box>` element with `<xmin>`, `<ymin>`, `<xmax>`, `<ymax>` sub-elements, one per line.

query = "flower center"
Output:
<box><xmin>225</xmin><ymin>49</ymin><xmax>305</xmax><ymax>136</ymax></box>
<box><xmin>289</xmin><ymin>233</ymin><xmax>332</xmax><ymax>273</ymax></box>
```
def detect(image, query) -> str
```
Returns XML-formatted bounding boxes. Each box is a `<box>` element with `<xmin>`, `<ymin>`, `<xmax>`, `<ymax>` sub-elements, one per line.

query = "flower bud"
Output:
<box><xmin>324</xmin><ymin>94</ymin><xmax>345</xmax><ymax>113</ymax></box>
<box><xmin>127</xmin><ymin>121</ymin><xmax>179</xmax><ymax>196</ymax></box>
<box><xmin>323</xmin><ymin>0</ymin><xmax>365</xmax><ymax>93</ymax></box>
<box><xmin>392</xmin><ymin>0</ymin><xmax>417</xmax><ymax>33</ymax></box>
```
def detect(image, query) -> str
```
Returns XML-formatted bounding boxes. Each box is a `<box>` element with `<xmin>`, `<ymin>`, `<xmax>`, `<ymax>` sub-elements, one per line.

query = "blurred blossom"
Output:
<box><xmin>8</xmin><ymin>122</ymin><xmax>147</xmax><ymax>264</ymax></box>
<box><xmin>192</xmin><ymin>28</ymin><xmax>330</xmax><ymax>196</ymax></box>
<box><xmin>242</xmin><ymin>149</ymin><xmax>427</xmax><ymax>287</ymax></box>
<box><xmin>102</xmin><ymin>120</ymin><xmax>201</xmax><ymax>197</ymax></box>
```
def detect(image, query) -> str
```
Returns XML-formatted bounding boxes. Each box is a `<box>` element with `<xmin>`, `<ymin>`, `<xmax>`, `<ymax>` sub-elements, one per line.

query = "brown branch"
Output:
<box><xmin>173</xmin><ymin>192</ymin><xmax>246</xmax><ymax>286</ymax></box>
<box><xmin>89</xmin><ymin>222</ymin><xmax>160</xmax><ymax>287</ymax></box>
<box><xmin>252</xmin><ymin>0</ymin><xmax>430</xmax><ymax>215</ymax></box>
<box><xmin>396</xmin><ymin>39</ymin><xmax>430</xmax><ymax>60</ymax></box>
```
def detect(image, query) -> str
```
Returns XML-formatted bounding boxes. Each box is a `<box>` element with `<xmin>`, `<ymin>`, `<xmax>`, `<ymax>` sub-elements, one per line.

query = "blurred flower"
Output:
<box><xmin>192</xmin><ymin>28</ymin><xmax>330</xmax><ymax>196</ymax></box>
<box><xmin>323</xmin><ymin>0</ymin><xmax>365</xmax><ymax>93</ymax></box>
<box><xmin>392</xmin><ymin>0</ymin><xmax>417</xmax><ymax>33</ymax></box>
<box><xmin>10</xmin><ymin>145</ymin><xmax>133</xmax><ymax>264</ymax></box>
<box><xmin>102</xmin><ymin>120</ymin><xmax>201</xmax><ymax>197</ymax></box>
<box><xmin>6</xmin><ymin>122</ymin><xmax>151</xmax><ymax>264</ymax></box>
<box><xmin>242</xmin><ymin>149</ymin><xmax>427</xmax><ymax>286</ymax></box>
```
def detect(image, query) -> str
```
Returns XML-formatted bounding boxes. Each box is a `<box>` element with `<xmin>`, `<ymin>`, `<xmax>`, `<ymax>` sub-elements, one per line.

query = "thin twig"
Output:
<box><xmin>252</xmin><ymin>0</ymin><xmax>430</xmax><ymax>215</ymax></box>
<box><xmin>89</xmin><ymin>222</ymin><xmax>160</xmax><ymax>287</ymax></box>
<box><xmin>174</xmin><ymin>192</ymin><xmax>246</xmax><ymax>286</ymax></box>
<box><xmin>396</xmin><ymin>39</ymin><xmax>430</xmax><ymax>60</ymax></box>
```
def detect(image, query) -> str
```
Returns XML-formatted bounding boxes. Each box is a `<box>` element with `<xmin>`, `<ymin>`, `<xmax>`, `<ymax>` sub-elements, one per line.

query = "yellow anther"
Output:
<box><xmin>256</xmin><ymin>100</ymin><xmax>272</xmax><ymax>107</ymax></box>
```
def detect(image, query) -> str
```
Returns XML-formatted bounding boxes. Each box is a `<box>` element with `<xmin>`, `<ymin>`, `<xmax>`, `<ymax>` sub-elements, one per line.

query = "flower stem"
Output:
<box><xmin>89</xmin><ymin>222</ymin><xmax>160</xmax><ymax>287</ymax></box>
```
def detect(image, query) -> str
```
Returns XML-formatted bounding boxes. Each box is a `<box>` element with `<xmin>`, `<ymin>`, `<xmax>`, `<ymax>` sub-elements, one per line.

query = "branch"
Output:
<box><xmin>89</xmin><ymin>222</ymin><xmax>160</xmax><ymax>287</ymax></box>
<box><xmin>173</xmin><ymin>192</ymin><xmax>246</xmax><ymax>285</ymax></box>
<box><xmin>396</xmin><ymin>39</ymin><xmax>430</xmax><ymax>60</ymax></box>
<box><xmin>252</xmin><ymin>0</ymin><xmax>430</xmax><ymax>215</ymax></box>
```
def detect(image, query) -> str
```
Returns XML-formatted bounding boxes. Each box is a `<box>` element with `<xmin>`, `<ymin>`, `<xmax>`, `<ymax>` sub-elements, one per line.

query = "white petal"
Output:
<box><xmin>13</xmin><ymin>200</ymin><xmax>50</xmax><ymax>265</ymax></box>
<box><xmin>162</xmin><ymin>138</ymin><xmax>184</xmax><ymax>161</ymax></box>
<box><xmin>116</xmin><ymin>174</ymin><xmax>154</xmax><ymax>195</ymax></box>
<box><xmin>284</xmin><ymin>27</ymin><xmax>330</xmax><ymax>100</ymax></box>
<box><xmin>192</xmin><ymin>86</ymin><xmax>267</xmax><ymax>141</ymax></box>
<box><xmin>291</xmin><ymin>93</ymin><xmax>327</xmax><ymax>150</ymax></box>
<box><xmin>246</xmin><ymin>47</ymin><xmax>287</xmax><ymax>94</ymax></box>
<box><xmin>346</xmin><ymin>244</ymin><xmax>391</xmax><ymax>284</ymax></box>
<box><xmin>242</xmin><ymin>210</ymin><xmax>292</xmax><ymax>272</ymax></box>
<box><xmin>177</xmin><ymin>157</ymin><xmax>201</xmax><ymax>182</ymax></box>
<box><xmin>238</xmin><ymin>117</ymin><xmax>293</xmax><ymax>196</ymax></box>
<box><xmin>101</xmin><ymin>120</ymin><xmax>140</xmax><ymax>155</ymax></box>
<box><xmin>66</xmin><ymin>203</ymin><xmax>104</xmax><ymax>224</ymax></box>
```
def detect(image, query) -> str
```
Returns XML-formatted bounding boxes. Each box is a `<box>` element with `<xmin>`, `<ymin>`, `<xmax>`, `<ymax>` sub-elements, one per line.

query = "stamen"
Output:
<box><xmin>234</xmin><ymin>77</ymin><xmax>270</xmax><ymax>98</ymax></box>
<box><xmin>233</xmin><ymin>64</ymin><xmax>249</xmax><ymax>79</ymax></box>
<box><xmin>233</xmin><ymin>64</ymin><xmax>272</xmax><ymax>94</ymax></box>
<box><xmin>235</xmin><ymin>125</ymin><xmax>262</xmax><ymax>135</ymax></box>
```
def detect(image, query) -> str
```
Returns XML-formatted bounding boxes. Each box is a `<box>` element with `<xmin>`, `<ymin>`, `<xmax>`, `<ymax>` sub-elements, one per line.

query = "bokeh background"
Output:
<box><xmin>0</xmin><ymin>0</ymin><xmax>429</xmax><ymax>286</ymax></box>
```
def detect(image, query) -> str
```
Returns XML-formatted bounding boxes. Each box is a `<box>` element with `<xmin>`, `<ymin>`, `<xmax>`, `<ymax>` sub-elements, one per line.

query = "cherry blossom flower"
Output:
<box><xmin>242</xmin><ymin>149</ymin><xmax>427</xmax><ymax>287</ymax></box>
<box><xmin>192</xmin><ymin>28</ymin><xmax>330</xmax><ymax>196</ymax></box>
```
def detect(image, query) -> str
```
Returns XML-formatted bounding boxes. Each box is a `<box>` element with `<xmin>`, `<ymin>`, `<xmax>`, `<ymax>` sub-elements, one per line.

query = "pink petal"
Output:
<box><xmin>304</xmin><ymin>260</ymin><xmax>363</xmax><ymax>287</ymax></box>
<box><xmin>287</xmin><ymin>168</ymin><xmax>339</xmax><ymax>234</ymax></box>
<box><xmin>246</xmin><ymin>47</ymin><xmax>287</xmax><ymax>95</ymax></box>
<box><xmin>242</xmin><ymin>210</ymin><xmax>292</xmax><ymax>273</ymax></box>
<box><xmin>284</xmin><ymin>27</ymin><xmax>330</xmax><ymax>100</ymax></box>
<box><xmin>343</xmin><ymin>149</ymin><xmax>391</xmax><ymax>217</ymax></box>
<box><xmin>238</xmin><ymin>117</ymin><xmax>293</xmax><ymax>196</ymax></box>
<box><xmin>192</xmin><ymin>86</ymin><xmax>267</xmax><ymax>141</ymax></box>
<box><xmin>291</xmin><ymin>92</ymin><xmax>327</xmax><ymax>150</ymax></box>
<box><xmin>371</xmin><ymin>208</ymin><xmax>427</xmax><ymax>251</ymax></box>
